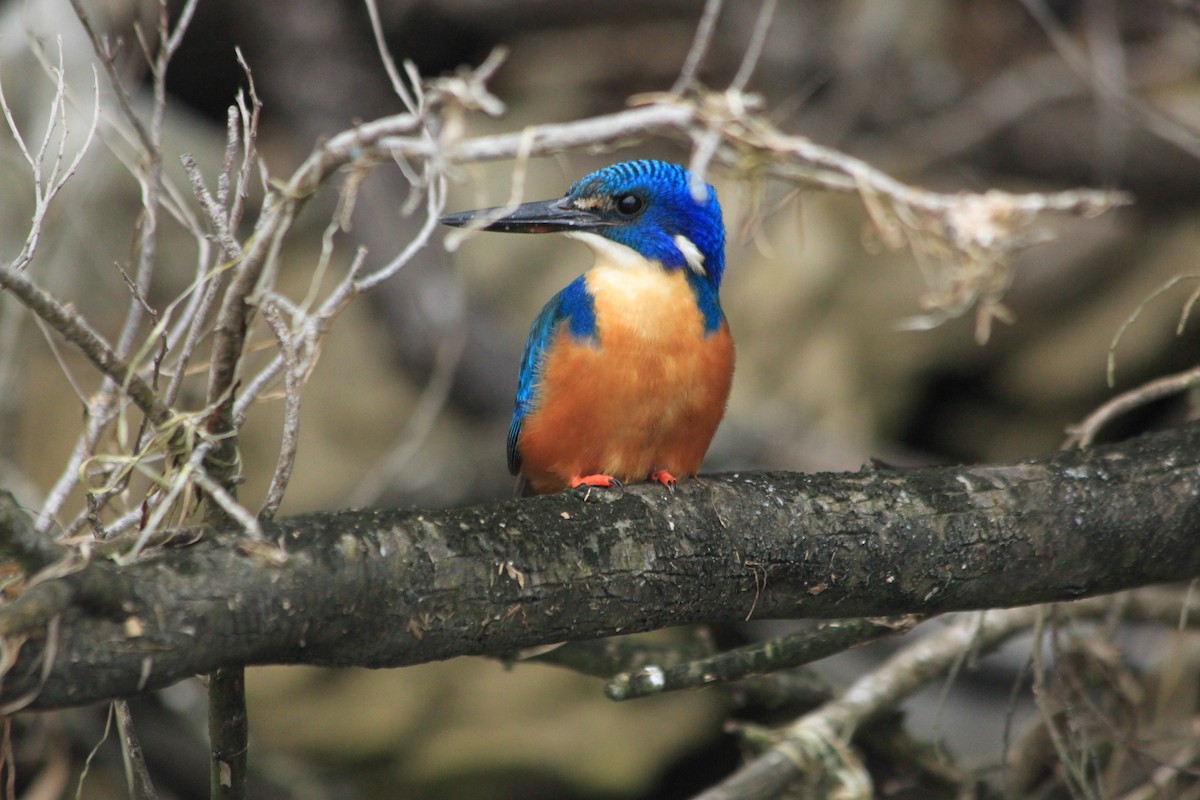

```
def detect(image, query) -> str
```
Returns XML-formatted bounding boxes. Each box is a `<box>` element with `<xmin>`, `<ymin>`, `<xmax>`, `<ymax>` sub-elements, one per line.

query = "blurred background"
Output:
<box><xmin>4</xmin><ymin>0</ymin><xmax>1200</xmax><ymax>797</ymax></box>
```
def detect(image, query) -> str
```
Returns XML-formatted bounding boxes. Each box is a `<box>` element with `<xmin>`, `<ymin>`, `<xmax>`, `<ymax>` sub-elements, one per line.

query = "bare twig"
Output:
<box><xmin>182</xmin><ymin>153</ymin><xmax>243</xmax><ymax>263</ymax></box>
<box><xmin>0</xmin><ymin>44</ymin><xmax>100</xmax><ymax>273</ymax></box>
<box><xmin>207</xmin><ymin>667</ymin><xmax>247</xmax><ymax>800</ymax></box>
<box><xmin>672</xmin><ymin>0</ymin><xmax>725</xmax><ymax>95</ymax></box>
<box><xmin>1105</xmin><ymin>273</ymin><xmax>1200</xmax><ymax>386</ymax></box>
<box><xmin>1066</xmin><ymin>364</ymin><xmax>1200</xmax><ymax>448</ymax></box>
<box><xmin>166</xmin><ymin>68</ymin><xmax>261</xmax><ymax>408</ymax></box>
<box><xmin>29</xmin><ymin>3</ymin><xmax>211</xmax><ymax>537</ymax></box>
<box><xmin>114</xmin><ymin>700</ymin><xmax>158</xmax><ymax>800</ymax></box>
<box><xmin>363</xmin><ymin>0</ymin><xmax>419</xmax><ymax>114</ymax></box>
<box><xmin>422</xmin><ymin>88</ymin><xmax>1127</xmax><ymax>339</ymax></box>
<box><xmin>38</xmin><ymin>413</ymin><xmax>120</xmax><ymax>535</ymax></box>
<box><xmin>728</xmin><ymin>0</ymin><xmax>776</xmax><ymax>93</ymax></box>
<box><xmin>414</xmin><ymin>96</ymin><xmax>1129</xmax><ymax>307</ymax></box>
<box><xmin>66</xmin><ymin>0</ymin><xmax>151</xmax><ymax>150</ymax></box>
<box><xmin>257</xmin><ymin>302</ymin><xmax>302</xmax><ymax>521</ymax></box>
<box><xmin>226</xmin><ymin>50</ymin><xmax>262</xmax><ymax>229</ymax></box>
<box><xmin>191</xmin><ymin>467</ymin><xmax>263</xmax><ymax>542</ymax></box>
<box><xmin>1028</xmin><ymin>608</ymin><xmax>1099</xmax><ymax>798</ymax></box>
<box><xmin>693</xmin><ymin>609</ymin><xmax>1041</xmax><ymax>800</ymax></box>
<box><xmin>0</xmin><ymin>265</ymin><xmax>167</xmax><ymax>426</ymax></box>
<box><xmin>606</xmin><ymin>616</ymin><xmax>920</xmax><ymax>701</ymax></box>
<box><xmin>694</xmin><ymin>586</ymin><xmax>1200</xmax><ymax>800</ymax></box>
<box><xmin>114</xmin><ymin>0</ymin><xmax>194</xmax><ymax>364</ymax></box>
<box><xmin>201</xmin><ymin>109</ymin><xmax>422</xmax><ymax>447</ymax></box>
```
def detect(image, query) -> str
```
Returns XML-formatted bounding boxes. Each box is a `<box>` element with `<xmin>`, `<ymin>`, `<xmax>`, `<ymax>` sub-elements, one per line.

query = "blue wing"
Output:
<box><xmin>508</xmin><ymin>276</ymin><xmax>597</xmax><ymax>474</ymax></box>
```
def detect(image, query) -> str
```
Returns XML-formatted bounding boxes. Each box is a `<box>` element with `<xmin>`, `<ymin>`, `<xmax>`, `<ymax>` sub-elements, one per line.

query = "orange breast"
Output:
<box><xmin>517</xmin><ymin>266</ymin><xmax>734</xmax><ymax>495</ymax></box>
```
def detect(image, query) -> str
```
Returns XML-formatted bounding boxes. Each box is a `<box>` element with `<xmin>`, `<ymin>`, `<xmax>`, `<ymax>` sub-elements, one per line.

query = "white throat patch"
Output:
<box><xmin>565</xmin><ymin>231</ymin><xmax>656</xmax><ymax>271</ymax></box>
<box><xmin>564</xmin><ymin>230</ymin><xmax>707</xmax><ymax>277</ymax></box>
<box><xmin>674</xmin><ymin>234</ymin><xmax>706</xmax><ymax>277</ymax></box>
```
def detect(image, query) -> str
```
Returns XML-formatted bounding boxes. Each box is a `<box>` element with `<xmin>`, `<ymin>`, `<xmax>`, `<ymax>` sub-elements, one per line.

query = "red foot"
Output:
<box><xmin>650</xmin><ymin>470</ymin><xmax>679</xmax><ymax>491</ymax></box>
<box><xmin>570</xmin><ymin>474</ymin><xmax>623</xmax><ymax>489</ymax></box>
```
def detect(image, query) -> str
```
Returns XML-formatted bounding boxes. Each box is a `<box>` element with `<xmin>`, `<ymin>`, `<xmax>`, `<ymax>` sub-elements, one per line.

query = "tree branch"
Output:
<box><xmin>698</xmin><ymin>607</ymin><xmax>1042</xmax><ymax>800</ymax></box>
<box><xmin>0</xmin><ymin>265</ymin><xmax>168</xmax><ymax>426</ymax></box>
<box><xmin>604</xmin><ymin>615</ymin><xmax>920</xmax><ymax>701</ymax></box>
<box><xmin>1</xmin><ymin>422</ymin><xmax>1198</xmax><ymax>712</ymax></box>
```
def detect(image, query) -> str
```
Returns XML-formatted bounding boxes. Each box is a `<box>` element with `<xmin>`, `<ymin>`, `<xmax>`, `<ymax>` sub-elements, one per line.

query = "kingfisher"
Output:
<box><xmin>441</xmin><ymin>160</ymin><xmax>734</xmax><ymax>495</ymax></box>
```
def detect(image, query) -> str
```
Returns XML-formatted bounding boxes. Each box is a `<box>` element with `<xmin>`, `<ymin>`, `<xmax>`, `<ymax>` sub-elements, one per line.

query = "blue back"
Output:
<box><xmin>507</xmin><ymin>160</ymin><xmax>726</xmax><ymax>474</ymax></box>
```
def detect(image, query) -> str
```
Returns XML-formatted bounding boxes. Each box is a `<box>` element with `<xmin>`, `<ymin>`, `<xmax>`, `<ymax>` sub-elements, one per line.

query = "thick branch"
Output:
<box><xmin>3</xmin><ymin>424</ymin><xmax>1200</xmax><ymax>711</ymax></box>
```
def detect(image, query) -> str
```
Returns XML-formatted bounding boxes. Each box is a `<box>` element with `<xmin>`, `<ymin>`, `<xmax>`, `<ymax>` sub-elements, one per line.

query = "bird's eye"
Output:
<box><xmin>614</xmin><ymin>193</ymin><xmax>644</xmax><ymax>217</ymax></box>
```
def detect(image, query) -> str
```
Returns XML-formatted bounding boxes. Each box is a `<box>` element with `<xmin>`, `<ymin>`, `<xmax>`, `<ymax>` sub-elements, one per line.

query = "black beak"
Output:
<box><xmin>440</xmin><ymin>198</ymin><xmax>610</xmax><ymax>234</ymax></box>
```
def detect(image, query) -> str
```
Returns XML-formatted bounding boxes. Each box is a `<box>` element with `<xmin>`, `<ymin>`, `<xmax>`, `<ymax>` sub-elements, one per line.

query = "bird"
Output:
<box><xmin>441</xmin><ymin>160</ymin><xmax>734</xmax><ymax>495</ymax></box>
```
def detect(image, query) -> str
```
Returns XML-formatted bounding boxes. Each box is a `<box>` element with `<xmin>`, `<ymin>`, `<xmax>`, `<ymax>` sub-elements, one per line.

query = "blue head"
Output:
<box><xmin>559</xmin><ymin>160</ymin><xmax>726</xmax><ymax>288</ymax></box>
<box><xmin>441</xmin><ymin>159</ymin><xmax>727</xmax><ymax>289</ymax></box>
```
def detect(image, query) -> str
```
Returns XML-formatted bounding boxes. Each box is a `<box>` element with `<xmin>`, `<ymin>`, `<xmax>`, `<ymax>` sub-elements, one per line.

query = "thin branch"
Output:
<box><xmin>606</xmin><ymin>616</ymin><xmax>921</xmax><ymax>701</ymax></box>
<box><xmin>30</xmin><ymin>315</ymin><xmax>90</xmax><ymax>407</ymax></box>
<box><xmin>1105</xmin><ymin>273</ymin><xmax>1200</xmax><ymax>386</ymax></box>
<box><xmin>207</xmin><ymin>667</ymin><xmax>247</xmax><ymax>800</ymax></box>
<box><xmin>257</xmin><ymin>302</ymin><xmax>302</xmax><ymax>521</ymax></box>
<box><xmin>114</xmin><ymin>700</ymin><xmax>158</xmax><ymax>800</ymax></box>
<box><xmin>66</xmin><ymin>0</ymin><xmax>152</xmax><ymax>151</ymax></box>
<box><xmin>190</xmin><ymin>467</ymin><xmax>264</xmax><ymax>542</ymax></box>
<box><xmin>119</xmin><ymin>438</ymin><xmax>209</xmax><ymax>562</ymax></box>
<box><xmin>316</xmin><ymin>150</ymin><xmax>420</xmax><ymax>294</ymax></box>
<box><xmin>225</xmin><ymin>49</ymin><xmax>261</xmax><ymax>236</ymax></box>
<box><xmin>693</xmin><ymin>609</ymin><xmax>1040</xmax><ymax>800</ymax></box>
<box><xmin>362</xmin><ymin>0</ymin><xmax>419</xmax><ymax>114</ymax></box>
<box><xmin>162</xmin><ymin>0</ymin><xmax>200</xmax><ymax>58</ymax></box>
<box><xmin>728</xmin><ymin>0</ymin><xmax>776</xmax><ymax>93</ymax></box>
<box><xmin>524</xmin><ymin>635</ymin><xmax>715</xmax><ymax>679</ymax></box>
<box><xmin>164</xmin><ymin>65</ymin><xmax>261</xmax><ymax>408</ymax></box>
<box><xmin>413</xmin><ymin>93</ymin><xmax>1129</xmax><ymax>239</ymax></box>
<box><xmin>1028</xmin><ymin>608</ymin><xmax>1097</xmax><ymax>798</ymax></box>
<box><xmin>37</xmin><ymin>410</ymin><xmax>118</xmax><ymax>535</ymax></box>
<box><xmin>1065</xmin><ymin>363</ymin><xmax>1200</xmax><ymax>448</ymax></box>
<box><xmin>0</xmin><ymin>46</ymin><xmax>101</xmax><ymax>273</ymax></box>
<box><xmin>181</xmin><ymin>153</ymin><xmax>242</xmax><ymax>263</ymax></box>
<box><xmin>0</xmin><ymin>264</ymin><xmax>168</xmax><ymax>426</ymax></box>
<box><xmin>113</xmin><ymin>0</ymin><xmax>183</xmax><ymax>365</ymax></box>
<box><xmin>672</xmin><ymin>0</ymin><xmax>725</xmax><ymax>95</ymax></box>
<box><xmin>227</xmin><ymin>251</ymin><xmax>367</xmax><ymax>428</ymax></box>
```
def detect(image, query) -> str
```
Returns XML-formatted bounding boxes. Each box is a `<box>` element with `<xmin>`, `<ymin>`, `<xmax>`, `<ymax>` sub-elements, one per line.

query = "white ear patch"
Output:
<box><xmin>674</xmin><ymin>235</ymin><xmax>706</xmax><ymax>276</ymax></box>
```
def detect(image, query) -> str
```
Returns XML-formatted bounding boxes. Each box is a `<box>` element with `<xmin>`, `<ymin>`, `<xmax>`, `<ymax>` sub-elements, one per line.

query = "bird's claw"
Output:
<box><xmin>650</xmin><ymin>470</ymin><xmax>678</xmax><ymax>491</ymax></box>
<box><xmin>570</xmin><ymin>474</ymin><xmax>623</xmax><ymax>490</ymax></box>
